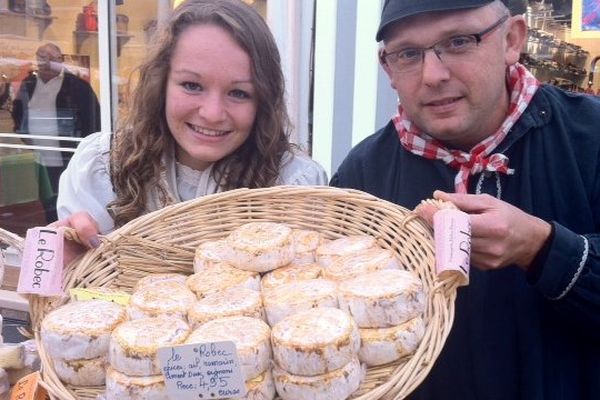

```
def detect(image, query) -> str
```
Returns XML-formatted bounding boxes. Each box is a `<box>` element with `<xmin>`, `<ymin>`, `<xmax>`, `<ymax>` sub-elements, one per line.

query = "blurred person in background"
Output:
<box><xmin>12</xmin><ymin>42</ymin><xmax>100</xmax><ymax>222</ymax></box>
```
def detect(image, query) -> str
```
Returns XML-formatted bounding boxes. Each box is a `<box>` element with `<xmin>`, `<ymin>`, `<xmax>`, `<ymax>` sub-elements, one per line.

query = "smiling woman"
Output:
<box><xmin>54</xmin><ymin>0</ymin><xmax>327</xmax><ymax>240</ymax></box>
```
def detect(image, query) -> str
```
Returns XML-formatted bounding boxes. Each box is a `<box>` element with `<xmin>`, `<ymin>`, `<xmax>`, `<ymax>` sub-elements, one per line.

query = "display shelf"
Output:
<box><xmin>0</xmin><ymin>10</ymin><xmax>56</xmax><ymax>40</ymax></box>
<box><xmin>73</xmin><ymin>30</ymin><xmax>132</xmax><ymax>56</ymax></box>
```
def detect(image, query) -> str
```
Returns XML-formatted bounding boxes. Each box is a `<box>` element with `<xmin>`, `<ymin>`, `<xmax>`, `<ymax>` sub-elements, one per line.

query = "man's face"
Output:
<box><xmin>380</xmin><ymin>5</ymin><xmax>522</xmax><ymax>150</ymax></box>
<box><xmin>36</xmin><ymin>47</ymin><xmax>63</xmax><ymax>80</ymax></box>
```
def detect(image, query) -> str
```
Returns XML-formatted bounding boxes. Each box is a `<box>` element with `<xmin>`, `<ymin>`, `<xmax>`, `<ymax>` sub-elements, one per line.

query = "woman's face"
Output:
<box><xmin>166</xmin><ymin>24</ymin><xmax>257</xmax><ymax>171</ymax></box>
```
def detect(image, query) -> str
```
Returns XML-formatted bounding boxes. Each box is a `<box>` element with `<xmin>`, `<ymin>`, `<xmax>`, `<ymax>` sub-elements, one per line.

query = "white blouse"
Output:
<box><xmin>57</xmin><ymin>131</ymin><xmax>328</xmax><ymax>234</ymax></box>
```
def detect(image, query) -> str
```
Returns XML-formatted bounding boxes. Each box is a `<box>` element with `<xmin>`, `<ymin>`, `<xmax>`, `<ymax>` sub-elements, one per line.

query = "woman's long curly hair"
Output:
<box><xmin>108</xmin><ymin>0</ymin><xmax>292</xmax><ymax>227</ymax></box>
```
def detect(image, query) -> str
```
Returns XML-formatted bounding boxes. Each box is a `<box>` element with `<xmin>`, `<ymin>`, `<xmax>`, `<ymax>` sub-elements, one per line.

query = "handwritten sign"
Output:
<box><xmin>17</xmin><ymin>227</ymin><xmax>64</xmax><ymax>296</ymax></box>
<box><xmin>433</xmin><ymin>208</ymin><xmax>471</xmax><ymax>286</ymax></box>
<box><xmin>157</xmin><ymin>341</ymin><xmax>246</xmax><ymax>400</ymax></box>
<box><xmin>69</xmin><ymin>288</ymin><xmax>131</xmax><ymax>306</ymax></box>
<box><xmin>10</xmin><ymin>371</ymin><xmax>48</xmax><ymax>400</ymax></box>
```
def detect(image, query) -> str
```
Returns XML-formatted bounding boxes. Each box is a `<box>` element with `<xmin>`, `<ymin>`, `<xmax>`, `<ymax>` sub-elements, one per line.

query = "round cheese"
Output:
<box><xmin>228</xmin><ymin>369</ymin><xmax>275</xmax><ymax>400</ymax></box>
<box><xmin>273</xmin><ymin>357</ymin><xmax>364</xmax><ymax>400</ymax></box>
<box><xmin>358</xmin><ymin>317</ymin><xmax>425</xmax><ymax>366</ymax></box>
<box><xmin>186</xmin><ymin>316</ymin><xmax>271</xmax><ymax>381</ymax></box>
<box><xmin>193</xmin><ymin>239</ymin><xmax>232</xmax><ymax>272</ymax></box>
<box><xmin>53</xmin><ymin>356</ymin><xmax>107</xmax><ymax>386</ymax></box>
<box><xmin>41</xmin><ymin>300</ymin><xmax>127</xmax><ymax>361</ymax></box>
<box><xmin>271</xmin><ymin>307</ymin><xmax>360</xmax><ymax>376</ymax></box>
<box><xmin>134</xmin><ymin>273</ymin><xmax>187</xmax><ymax>291</ymax></box>
<box><xmin>129</xmin><ymin>280</ymin><xmax>196</xmax><ymax>320</ymax></box>
<box><xmin>225</xmin><ymin>222</ymin><xmax>295</xmax><ymax>273</ymax></box>
<box><xmin>186</xmin><ymin>263</ymin><xmax>260</xmax><ymax>298</ymax></box>
<box><xmin>105</xmin><ymin>367</ymin><xmax>167</xmax><ymax>400</ymax></box>
<box><xmin>315</xmin><ymin>235</ymin><xmax>376</xmax><ymax>268</ymax></box>
<box><xmin>321</xmin><ymin>247</ymin><xmax>400</xmax><ymax>281</ymax></box>
<box><xmin>338</xmin><ymin>269</ymin><xmax>426</xmax><ymax>328</ymax></box>
<box><xmin>188</xmin><ymin>287</ymin><xmax>264</xmax><ymax>328</ymax></box>
<box><xmin>109</xmin><ymin>316</ymin><xmax>190</xmax><ymax>376</ymax></box>
<box><xmin>292</xmin><ymin>229</ymin><xmax>322</xmax><ymax>263</ymax></box>
<box><xmin>260</xmin><ymin>262</ymin><xmax>322</xmax><ymax>291</ymax></box>
<box><xmin>262</xmin><ymin>279</ymin><xmax>338</xmax><ymax>326</ymax></box>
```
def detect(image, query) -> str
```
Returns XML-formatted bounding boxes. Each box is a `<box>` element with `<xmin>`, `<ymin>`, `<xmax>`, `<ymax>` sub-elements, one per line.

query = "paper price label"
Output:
<box><xmin>10</xmin><ymin>371</ymin><xmax>48</xmax><ymax>400</ymax></box>
<box><xmin>158</xmin><ymin>341</ymin><xmax>247</xmax><ymax>400</ymax></box>
<box><xmin>69</xmin><ymin>288</ymin><xmax>131</xmax><ymax>306</ymax></box>
<box><xmin>433</xmin><ymin>208</ymin><xmax>471</xmax><ymax>286</ymax></box>
<box><xmin>17</xmin><ymin>227</ymin><xmax>64</xmax><ymax>296</ymax></box>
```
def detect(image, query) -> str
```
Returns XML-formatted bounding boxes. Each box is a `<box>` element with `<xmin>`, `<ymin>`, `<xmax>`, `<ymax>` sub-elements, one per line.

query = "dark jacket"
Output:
<box><xmin>12</xmin><ymin>70</ymin><xmax>100</xmax><ymax>164</ymax></box>
<box><xmin>331</xmin><ymin>84</ymin><xmax>600</xmax><ymax>400</ymax></box>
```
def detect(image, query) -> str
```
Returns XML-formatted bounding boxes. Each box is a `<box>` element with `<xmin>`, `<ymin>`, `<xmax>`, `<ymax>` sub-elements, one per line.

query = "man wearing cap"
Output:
<box><xmin>331</xmin><ymin>1</ymin><xmax>600</xmax><ymax>398</ymax></box>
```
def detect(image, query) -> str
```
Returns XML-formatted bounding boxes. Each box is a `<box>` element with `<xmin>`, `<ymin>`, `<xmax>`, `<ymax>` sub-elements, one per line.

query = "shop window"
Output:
<box><xmin>0</xmin><ymin>1</ymin><xmax>102</xmax><ymax>235</ymax></box>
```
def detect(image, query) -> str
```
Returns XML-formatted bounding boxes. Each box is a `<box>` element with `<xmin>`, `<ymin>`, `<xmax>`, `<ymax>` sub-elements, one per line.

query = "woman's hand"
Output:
<box><xmin>415</xmin><ymin>190</ymin><xmax>552</xmax><ymax>272</ymax></box>
<box><xmin>50</xmin><ymin>212</ymin><xmax>101</xmax><ymax>267</ymax></box>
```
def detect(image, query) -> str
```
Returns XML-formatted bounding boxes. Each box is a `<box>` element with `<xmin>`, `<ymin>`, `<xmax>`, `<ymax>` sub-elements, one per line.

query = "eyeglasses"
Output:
<box><xmin>380</xmin><ymin>14</ymin><xmax>509</xmax><ymax>73</ymax></box>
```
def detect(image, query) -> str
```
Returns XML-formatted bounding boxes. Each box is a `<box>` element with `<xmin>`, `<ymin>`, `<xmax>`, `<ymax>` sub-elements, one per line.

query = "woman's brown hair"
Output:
<box><xmin>108</xmin><ymin>0</ymin><xmax>292</xmax><ymax>227</ymax></box>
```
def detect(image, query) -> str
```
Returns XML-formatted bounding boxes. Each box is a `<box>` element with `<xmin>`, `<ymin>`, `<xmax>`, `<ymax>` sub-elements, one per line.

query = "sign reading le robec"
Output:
<box><xmin>157</xmin><ymin>341</ymin><xmax>246</xmax><ymax>400</ymax></box>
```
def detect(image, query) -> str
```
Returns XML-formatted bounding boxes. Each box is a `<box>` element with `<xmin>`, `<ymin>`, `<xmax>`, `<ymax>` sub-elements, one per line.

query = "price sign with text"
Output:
<box><xmin>157</xmin><ymin>341</ymin><xmax>246</xmax><ymax>400</ymax></box>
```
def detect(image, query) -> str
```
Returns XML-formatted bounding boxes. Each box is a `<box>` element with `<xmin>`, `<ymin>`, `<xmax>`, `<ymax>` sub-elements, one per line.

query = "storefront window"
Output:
<box><xmin>0</xmin><ymin>1</ymin><xmax>103</xmax><ymax>235</ymax></box>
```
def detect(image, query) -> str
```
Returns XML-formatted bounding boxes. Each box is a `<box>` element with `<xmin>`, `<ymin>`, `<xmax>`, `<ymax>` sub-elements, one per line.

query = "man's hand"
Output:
<box><xmin>416</xmin><ymin>191</ymin><xmax>552</xmax><ymax>271</ymax></box>
<box><xmin>50</xmin><ymin>212</ymin><xmax>101</xmax><ymax>267</ymax></box>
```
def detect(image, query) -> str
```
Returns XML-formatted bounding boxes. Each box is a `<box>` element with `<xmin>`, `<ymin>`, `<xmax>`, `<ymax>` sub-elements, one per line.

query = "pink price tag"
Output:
<box><xmin>433</xmin><ymin>209</ymin><xmax>471</xmax><ymax>286</ymax></box>
<box><xmin>17</xmin><ymin>227</ymin><xmax>65</xmax><ymax>296</ymax></box>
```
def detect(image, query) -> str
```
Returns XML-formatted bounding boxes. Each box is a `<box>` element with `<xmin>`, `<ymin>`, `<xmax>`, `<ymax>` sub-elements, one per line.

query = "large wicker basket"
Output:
<box><xmin>3</xmin><ymin>186</ymin><xmax>462</xmax><ymax>400</ymax></box>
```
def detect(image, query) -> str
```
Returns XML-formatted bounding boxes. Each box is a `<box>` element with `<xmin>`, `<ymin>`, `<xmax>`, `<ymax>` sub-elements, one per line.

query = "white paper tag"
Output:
<box><xmin>157</xmin><ymin>341</ymin><xmax>247</xmax><ymax>400</ymax></box>
<box><xmin>433</xmin><ymin>208</ymin><xmax>471</xmax><ymax>286</ymax></box>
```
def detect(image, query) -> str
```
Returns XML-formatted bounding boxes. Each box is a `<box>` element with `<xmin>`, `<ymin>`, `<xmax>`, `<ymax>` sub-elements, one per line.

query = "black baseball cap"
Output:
<box><xmin>376</xmin><ymin>0</ymin><xmax>496</xmax><ymax>42</ymax></box>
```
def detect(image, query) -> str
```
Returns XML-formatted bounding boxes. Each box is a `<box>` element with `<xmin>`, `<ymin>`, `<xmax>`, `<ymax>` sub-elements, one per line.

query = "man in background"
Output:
<box><xmin>12</xmin><ymin>42</ymin><xmax>100</xmax><ymax>222</ymax></box>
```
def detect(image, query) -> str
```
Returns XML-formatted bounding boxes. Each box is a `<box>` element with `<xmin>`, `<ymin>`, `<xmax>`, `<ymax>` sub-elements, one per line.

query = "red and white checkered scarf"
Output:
<box><xmin>393</xmin><ymin>63</ymin><xmax>539</xmax><ymax>193</ymax></box>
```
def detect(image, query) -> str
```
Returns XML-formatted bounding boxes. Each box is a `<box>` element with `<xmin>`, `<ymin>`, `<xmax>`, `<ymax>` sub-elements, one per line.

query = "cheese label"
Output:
<box><xmin>10</xmin><ymin>371</ymin><xmax>48</xmax><ymax>400</ymax></box>
<box><xmin>433</xmin><ymin>209</ymin><xmax>470</xmax><ymax>286</ymax></box>
<box><xmin>17</xmin><ymin>227</ymin><xmax>64</xmax><ymax>296</ymax></box>
<box><xmin>158</xmin><ymin>341</ymin><xmax>246</xmax><ymax>400</ymax></box>
<box><xmin>69</xmin><ymin>288</ymin><xmax>131</xmax><ymax>305</ymax></box>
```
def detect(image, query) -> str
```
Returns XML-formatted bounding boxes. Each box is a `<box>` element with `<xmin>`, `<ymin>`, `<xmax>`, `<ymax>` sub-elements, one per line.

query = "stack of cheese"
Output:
<box><xmin>271</xmin><ymin>307</ymin><xmax>364</xmax><ymax>400</ymax></box>
<box><xmin>106</xmin><ymin>316</ymin><xmax>190</xmax><ymax>399</ymax></box>
<box><xmin>37</xmin><ymin>221</ymin><xmax>427</xmax><ymax>400</ymax></box>
<box><xmin>338</xmin><ymin>269</ymin><xmax>426</xmax><ymax>366</ymax></box>
<box><xmin>40</xmin><ymin>300</ymin><xmax>127</xmax><ymax>386</ymax></box>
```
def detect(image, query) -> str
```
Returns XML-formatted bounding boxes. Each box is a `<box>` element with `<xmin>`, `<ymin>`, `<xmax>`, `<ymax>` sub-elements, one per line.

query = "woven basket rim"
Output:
<box><xmin>1</xmin><ymin>186</ymin><xmax>461</xmax><ymax>400</ymax></box>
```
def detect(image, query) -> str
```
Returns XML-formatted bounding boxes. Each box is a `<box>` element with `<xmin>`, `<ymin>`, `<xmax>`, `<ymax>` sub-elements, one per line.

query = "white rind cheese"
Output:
<box><xmin>41</xmin><ymin>300</ymin><xmax>127</xmax><ymax>361</ymax></box>
<box><xmin>273</xmin><ymin>357</ymin><xmax>364</xmax><ymax>400</ymax></box>
<box><xmin>358</xmin><ymin>317</ymin><xmax>425</xmax><ymax>366</ymax></box>
<box><xmin>260</xmin><ymin>262</ymin><xmax>322</xmax><ymax>291</ymax></box>
<box><xmin>225</xmin><ymin>222</ymin><xmax>295</xmax><ymax>273</ymax></box>
<box><xmin>321</xmin><ymin>247</ymin><xmax>401</xmax><ymax>281</ymax></box>
<box><xmin>134</xmin><ymin>273</ymin><xmax>187</xmax><ymax>291</ymax></box>
<box><xmin>228</xmin><ymin>369</ymin><xmax>276</xmax><ymax>400</ymax></box>
<box><xmin>186</xmin><ymin>316</ymin><xmax>271</xmax><ymax>381</ymax></box>
<box><xmin>109</xmin><ymin>317</ymin><xmax>190</xmax><ymax>376</ymax></box>
<box><xmin>105</xmin><ymin>367</ymin><xmax>167</xmax><ymax>400</ymax></box>
<box><xmin>186</xmin><ymin>264</ymin><xmax>260</xmax><ymax>298</ymax></box>
<box><xmin>315</xmin><ymin>235</ymin><xmax>376</xmax><ymax>269</ymax></box>
<box><xmin>337</xmin><ymin>269</ymin><xmax>426</xmax><ymax>328</ymax></box>
<box><xmin>188</xmin><ymin>287</ymin><xmax>264</xmax><ymax>327</ymax></box>
<box><xmin>292</xmin><ymin>230</ymin><xmax>322</xmax><ymax>263</ymax></box>
<box><xmin>271</xmin><ymin>307</ymin><xmax>360</xmax><ymax>376</ymax></box>
<box><xmin>193</xmin><ymin>239</ymin><xmax>232</xmax><ymax>272</ymax></box>
<box><xmin>128</xmin><ymin>280</ymin><xmax>196</xmax><ymax>320</ymax></box>
<box><xmin>53</xmin><ymin>356</ymin><xmax>107</xmax><ymax>386</ymax></box>
<box><xmin>262</xmin><ymin>279</ymin><xmax>338</xmax><ymax>326</ymax></box>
